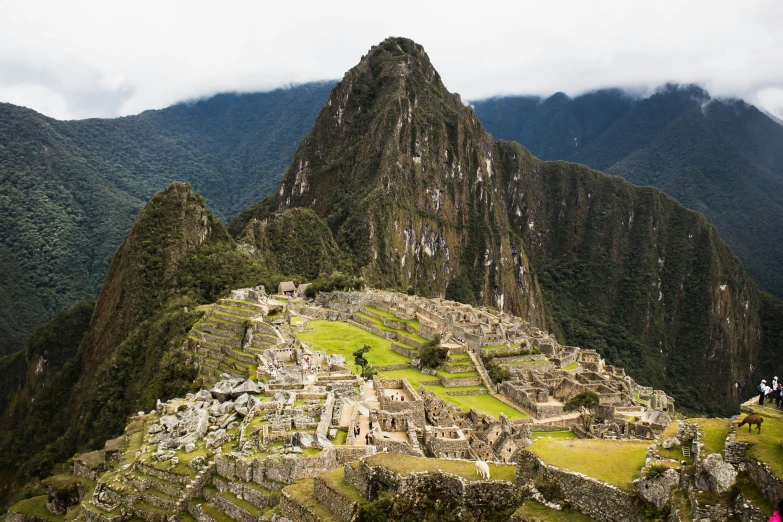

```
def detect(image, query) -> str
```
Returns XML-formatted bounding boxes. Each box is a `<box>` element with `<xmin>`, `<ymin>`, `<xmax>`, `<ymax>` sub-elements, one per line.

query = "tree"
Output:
<box><xmin>487</xmin><ymin>361</ymin><xmax>510</xmax><ymax>384</ymax></box>
<box><xmin>419</xmin><ymin>335</ymin><xmax>447</xmax><ymax>369</ymax></box>
<box><xmin>353</xmin><ymin>344</ymin><xmax>371</xmax><ymax>369</ymax></box>
<box><xmin>564</xmin><ymin>391</ymin><xmax>600</xmax><ymax>432</ymax></box>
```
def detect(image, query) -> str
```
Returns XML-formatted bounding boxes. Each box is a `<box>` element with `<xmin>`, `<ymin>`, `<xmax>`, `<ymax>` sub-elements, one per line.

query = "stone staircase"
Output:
<box><xmin>467</xmin><ymin>349</ymin><xmax>496</xmax><ymax>392</ymax></box>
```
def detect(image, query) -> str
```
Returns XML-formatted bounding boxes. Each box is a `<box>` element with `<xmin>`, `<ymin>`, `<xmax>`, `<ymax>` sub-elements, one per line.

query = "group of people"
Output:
<box><xmin>352</xmin><ymin>422</ymin><xmax>382</xmax><ymax>445</ymax></box>
<box><xmin>388</xmin><ymin>392</ymin><xmax>405</xmax><ymax>402</ymax></box>
<box><xmin>757</xmin><ymin>376</ymin><xmax>783</xmax><ymax>407</ymax></box>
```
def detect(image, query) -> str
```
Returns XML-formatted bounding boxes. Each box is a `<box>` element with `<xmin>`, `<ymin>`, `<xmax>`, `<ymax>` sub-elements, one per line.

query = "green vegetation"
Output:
<box><xmin>296</xmin><ymin>320</ymin><xmax>410</xmax><ymax>367</ymax></box>
<box><xmin>418</xmin><ymin>335</ymin><xmax>447</xmax><ymax>369</ymax></box>
<box><xmin>692</xmin><ymin>418</ymin><xmax>730</xmax><ymax>456</ymax></box>
<box><xmin>365</xmin><ymin>453</ymin><xmax>516</xmax><ymax>482</ymax></box>
<box><xmin>531</xmin><ymin>430</ymin><xmax>578</xmax><ymax>439</ymax></box>
<box><xmin>564</xmin><ymin>391</ymin><xmax>600</xmax><ymax>432</ymax></box>
<box><xmin>513</xmin><ymin>500</ymin><xmax>598</xmax><ymax>522</ymax></box>
<box><xmin>378</xmin><ymin>367</ymin><xmax>528</xmax><ymax>419</ymax></box>
<box><xmin>527</xmin><ymin>439</ymin><xmax>649</xmax><ymax>490</ymax></box>
<box><xmin>332</xmin><ymin>430</ymin><xmax>348</xmax><ymax>445</ymax></box>
<box><xmin>734</xmin><ymin>406</ymin><xmax>783</xmax><ymax>481</ymax></box>
<box><xmin>0</xmin><ymin>84</ymin><xmax>332</xmax><ymax>355</ymax></box>
<box><xmin>9</xmin><ymin>496</ymin><xmax>64</xmax><ymax>522</ymax></box>
<box><xmin>473</xmin><ymin>86</ymin><xmax>783</xmax><ymax>301</ymax></box>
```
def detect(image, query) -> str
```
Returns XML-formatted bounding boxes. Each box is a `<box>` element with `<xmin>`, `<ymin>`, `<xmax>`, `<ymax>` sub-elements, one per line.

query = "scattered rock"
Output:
<box><xmin>697</xmin><ymin>454</ymin><xmax>737</xmax><ymax>493</ymax></box>
<box><xmin>662</xmin><ymin>437</ymin><xmax>679</xmax><ymax>449</ymax></box>
<box><xmin>634</xmin><ymin>468</ymin><xmax>679</xmax><ymax>509</ymax></box>
<box><xmin>231</xmin><ymin>380</ymin><xmax>261</xmax><ymax>398</ymax></box>
<box><xmin>184</xmin><ymin>442</ymin><xmax>196</xmax><ymax>453</ymax></box>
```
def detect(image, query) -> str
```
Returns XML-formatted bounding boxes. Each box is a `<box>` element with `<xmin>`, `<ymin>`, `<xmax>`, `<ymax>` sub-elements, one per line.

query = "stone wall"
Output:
<box><xmin>440</xmin><ymin>375</ymin><xmax>483</xmax><ymax>387</ymax></box>
<box><xmin>744</xmin><ymin>457</ymin><xmax>783</xmax><ymax>507</ymax></box>
<box><xmin>313</xmin><ymin>476</ymin><xmax>358</xmax><ymax>522</ymax></box>
<box><xmin>390</xmin><ymin>342</ymin><xmax>416</xmax><ymax>358</ymax></box>
<box><xmin>354</xmin><ymin>459</ymin><xmax>524</xmax><ymax>514</ymax></box>
<box><xmin>514</xmin><ymin>451</ymin><xmax>643</xmax><ymax>522</ymax></box>
<box><xmin>316</xmin><ymin>393</ymin><xmax>335</xmax><ymax>436</ymax></box>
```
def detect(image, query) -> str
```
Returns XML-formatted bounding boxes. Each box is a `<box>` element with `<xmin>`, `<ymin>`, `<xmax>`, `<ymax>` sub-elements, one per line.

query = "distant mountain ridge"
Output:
<box><xmin>472</xmin><ymin>85</ymin><xmax>783</xmax><ymax>299</ymax></box>
<box><xmin>0</xmin><ymin>82</ymin><xmax>332</xmax><ymax>354</ymax></box>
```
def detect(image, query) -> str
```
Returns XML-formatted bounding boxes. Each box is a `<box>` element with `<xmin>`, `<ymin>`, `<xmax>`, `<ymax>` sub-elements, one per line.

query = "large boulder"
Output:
<box><xmin>696</xmin><ymin>454</ymin><xmax>737</xmax><ymax>493</ymax></box>
<box><xmin>315</xmin><ymin>433</ymin><xmax>333</xmax><ymax>449</ymax></box>
<box><xmin>234</xmin><ymin>393</ymin><xmax>260</xmax><ymax>416</ymax></box>
<box><xmin>634</xmin><ymin>468</ymin><xmax>679</xmax><ymax>509</ymax></box>
<box><xmin>292</xmin><ymin>432</ymin><xmax>314</xmax><ymax>448</ymax></box>
<box><xmin>662</xmin><ymin>437</ymin><xmax>679</xmax><ymax>450</ymax></box>
<box><xmin>231</xmin><ymin>380</ymin><xmax>261</xmax><ymax>398</ymax></box>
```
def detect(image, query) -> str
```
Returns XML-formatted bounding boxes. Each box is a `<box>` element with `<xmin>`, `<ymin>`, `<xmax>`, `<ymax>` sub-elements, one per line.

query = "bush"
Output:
<box><xmin>645</xmin><ymin>463</ymin><xmax>668</xmax><ymax>480</ymax></box>
<box><xmin>487</xmin><ymin>362</ymin><xmax>510</xmax><ymax>383</ymax></box>
<box><xmin>305</xmin><ymin>271</ymin><xmax>367</xmax><ymax>298</ymax></box>
<box><xmin>419</xmin><ymin>335</ymin><xmax>447</xmax><ymax>369</ymax></box>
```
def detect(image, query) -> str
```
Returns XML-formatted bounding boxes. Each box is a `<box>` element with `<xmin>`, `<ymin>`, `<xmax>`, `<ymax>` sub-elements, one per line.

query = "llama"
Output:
<box><xmin>738</xmin><ymin>414</ymin><xmax>764</xmax><ymax>433</ymax></box>
<box><xmin>475</xmin><ymin>460</ymin><xmax>490</xmax><ymax>480</ymax></box>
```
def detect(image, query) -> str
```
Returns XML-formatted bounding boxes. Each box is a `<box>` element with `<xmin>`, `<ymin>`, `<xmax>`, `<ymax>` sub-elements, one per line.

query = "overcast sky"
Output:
<box><xmin>1</xmin><ymin>0</ymin><xmax>782</xmax><ymax>120</ymax></box>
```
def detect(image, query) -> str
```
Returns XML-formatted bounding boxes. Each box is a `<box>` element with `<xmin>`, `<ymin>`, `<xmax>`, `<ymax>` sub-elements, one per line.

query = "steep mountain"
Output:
<box><xmin>472</xmin><ymin>87</ymin><xmax>783</xmax><ymax>299</ymax></box>
<box><xmin>0</xmin><ymin>181</ymin><xmax>347</xmax><ymax>509</ymax></box>
<box><xmin>266</xmin><ymin>38</ymin><xmax>548</xmax><ymax>324</ymax></box>
<box><xmin>235</xmin><ymin>37</ymin><xmax>783</xmax><ymax>415</ymax></box>
<box><xmin>0</xmin><ymin>82</ymin><xmax>332</xmax><ymax>354</ymax></box>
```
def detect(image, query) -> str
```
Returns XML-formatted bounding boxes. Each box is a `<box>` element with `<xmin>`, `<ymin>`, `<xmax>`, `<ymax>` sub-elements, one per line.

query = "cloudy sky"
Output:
<box><xmin>1</xmin><ymin>0</ymin><xmax>782</xmax><ymax>120</ymax></box>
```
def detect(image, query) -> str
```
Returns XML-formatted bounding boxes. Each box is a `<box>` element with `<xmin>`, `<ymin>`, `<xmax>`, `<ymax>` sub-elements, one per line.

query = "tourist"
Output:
<box><xmin>777</xmin><ymin>383</ymin><xmax>783</xmax><ymax>408</ymax></box>
<box><xmin>369</xmin><ymin>420</ymin><xmax>373</xmax><ymax>430</ymax></box>
<box><xmin>758</xmin><ymin>380</ymin><xmax>769</xmax><ymax>405</ymax></box>
<box><xmin>401</xmin><ymin>395</ymin><xmax>405</xmax><ymax>402</ymax></box>
<box><xmin>769</xmin><ymin>500</ymin><xmax>783</xmax><ymax>522</ymax></box>
<box><xmin>365</xmin><ymin>433</ymin><xmax>369</xmax><ymax>445</ymax></box>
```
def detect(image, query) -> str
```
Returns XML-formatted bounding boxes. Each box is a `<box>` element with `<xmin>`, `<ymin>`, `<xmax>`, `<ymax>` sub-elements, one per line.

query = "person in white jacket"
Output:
<box><xmin>759</xmin><ymin>380</ymin><xmax>769</xmax><ymax>405</ymax></box>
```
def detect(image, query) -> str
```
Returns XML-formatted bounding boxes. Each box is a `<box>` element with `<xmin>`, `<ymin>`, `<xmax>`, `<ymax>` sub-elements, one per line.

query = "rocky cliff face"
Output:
<box><xmin>274</xmin><ymin>38</ymin><xmax>546</xmax><ymax>325</ymax></box>
<box><xmin>256</xmin><ymin>37</ymin><xmax>783</xmax><ymax>413</ymax></box>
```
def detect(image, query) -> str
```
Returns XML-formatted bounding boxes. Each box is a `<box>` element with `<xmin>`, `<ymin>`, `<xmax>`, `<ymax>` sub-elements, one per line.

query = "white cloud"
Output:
<box><xmin>1</xmin><ymin>0</ymin><xmax>782</xmax><ymax>119</ymax></box>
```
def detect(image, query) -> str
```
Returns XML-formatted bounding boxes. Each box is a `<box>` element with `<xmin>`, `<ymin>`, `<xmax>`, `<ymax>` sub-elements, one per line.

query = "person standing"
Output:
<box><xmin>759</xmin><ymin>380</ymin><xmax>769</xmax><ymax>405</ymax></box>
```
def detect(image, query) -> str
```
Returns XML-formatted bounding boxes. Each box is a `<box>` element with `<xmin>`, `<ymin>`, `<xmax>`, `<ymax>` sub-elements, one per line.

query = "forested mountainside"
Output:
<box><xmin>236</xmin><ymin>37</ymin><xmax>783</xmax><ymax>415</ymax></box>
<box><xmin>472</xmin><ymin>87</ymin><xmax>783</xmax><ymax>299</ymax></box>
<box><xmin>0</xmin><ymin>82</ymin><xmax>332</xmax><ymax>354</ymax></box>
<box><xmin>0</xmin><ymin>183</ymin><xmax>344</xmax><ymax>509</ymax></box>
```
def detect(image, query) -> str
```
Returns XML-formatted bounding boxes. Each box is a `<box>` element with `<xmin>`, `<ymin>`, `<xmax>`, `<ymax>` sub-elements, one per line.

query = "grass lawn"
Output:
<box><xmin>282</xmin><ymin>479</ymin><xmax>337</xmax><ymax>521</ymax></box>
<box><xmin>10</xmin><ymin>496</ymin><xmax>65</xmax><ymax>522</ymax></box>
<box><xmin>513</xmin><ymin>500</ymin><xmax>598</xmax><ymax>521</ymax></box>
<box><xmin>532</xmin><ymin>430</ymin><xmax>578</xmax><ymax>439</ymax></box>
<box><xmin>319</xmin><ymin>469</ymin><xmax>366</xmax><ymax>504</ymax></box>
<box><xmin>735</xmin><ymin>406</ymin><xmax>783</xmax><ymax>482</ymax></box>
<box><xmin>656</xmin><ymin>421</ymin><xmax>691</xmax><ymax>463</ymax></box>
<box><xmin>365</xmin><ymin>453</ymin><xmax>517</xmax><ymax>482</ymax></box>
<box><xmin>296</xmin><ymin>320</ymin><xmax>410</xmax><ymax>367</ymax></box>
<box><xmin>333</xmin><ymin>430</ymin><xmax>348</xmax><ymax>445</ymax></box>
<box><xmin>379</xmin><ymin>368</ymin><xmax>528</xmax><ymax>419</ymax></box>
<box><xmin>562</xmin><ymin>362</ymin><xmax>579</xmax><ymax>371</ymax></box>
<box><xmin>692</xmin><ymin>418</ymin><xmax>730</xmax><ymax>456</ymax></box>
<box><xmin>527</xmin><ymin>439</ymin><xmax>649</xmax><ymax>491</ymax></box>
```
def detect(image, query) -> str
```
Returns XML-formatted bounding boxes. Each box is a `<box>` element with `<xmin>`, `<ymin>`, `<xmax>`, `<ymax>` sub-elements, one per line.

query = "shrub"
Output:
<box><xmin>419</xmin><ymin>335</ymin><xmax>447</xmax><ymax>369</ymax></box>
